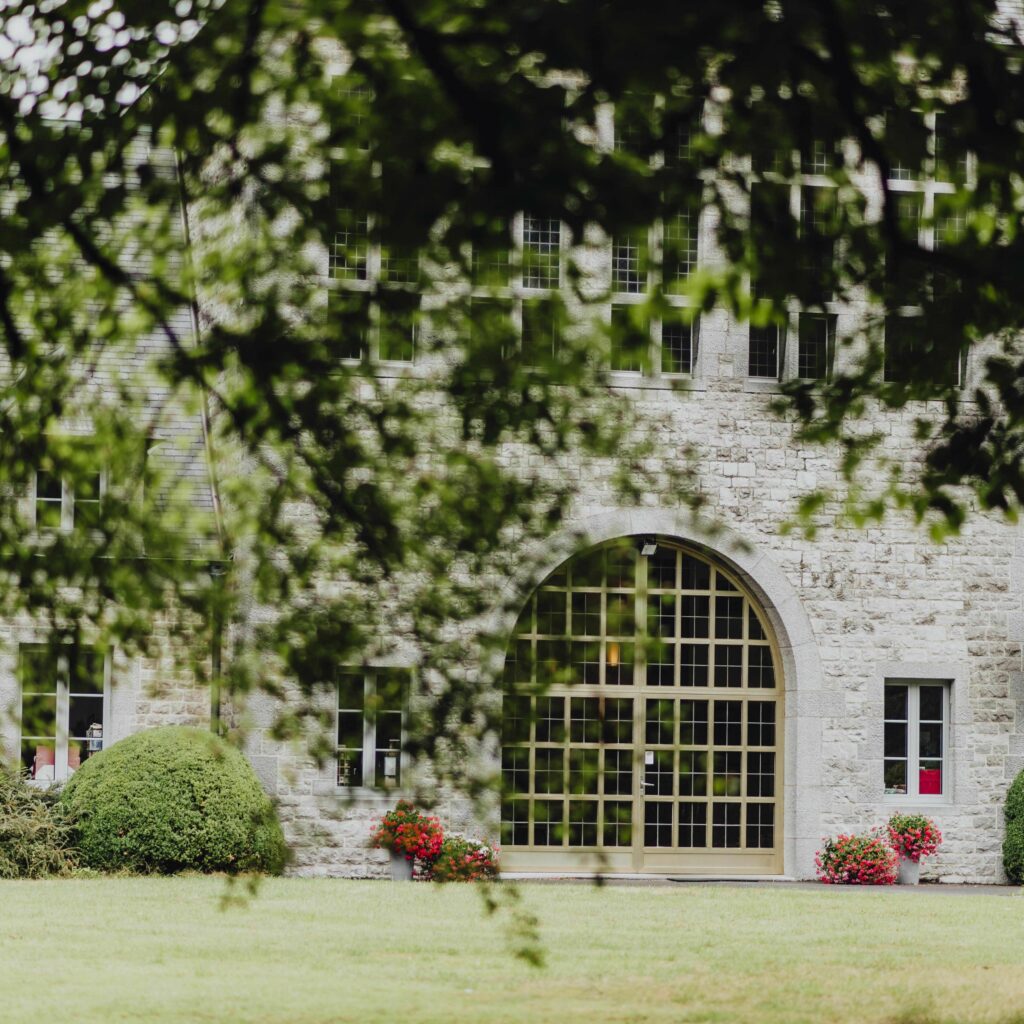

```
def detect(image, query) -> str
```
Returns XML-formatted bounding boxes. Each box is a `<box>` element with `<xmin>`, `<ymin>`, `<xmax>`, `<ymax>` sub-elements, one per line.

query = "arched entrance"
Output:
<box><xmin>500</xmin><ymin>537</ymin><xmax>783</xmax><ymax>874</ymax></box>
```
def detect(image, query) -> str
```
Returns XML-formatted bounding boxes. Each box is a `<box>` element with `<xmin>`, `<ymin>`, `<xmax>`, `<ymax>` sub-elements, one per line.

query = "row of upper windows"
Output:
<box><xmin>326</xmin><ymin>85</ymin><xmax>970</xmax><ymax>381</ymax></box>
<box><xmin>335</xmin><ymin>77</ymin><xmax>970</xmax><ymax>186</ymax></box>
<box><xmin>324</xmin><ymin>294</ymin><xmax>961</xmax><ymax>388</ymax></box>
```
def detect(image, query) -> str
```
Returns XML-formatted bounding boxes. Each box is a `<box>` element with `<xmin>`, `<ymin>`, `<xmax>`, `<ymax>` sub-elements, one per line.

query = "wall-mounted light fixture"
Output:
<box><xmin>640</xmin><ymin>538</ymin><xmax>658</xmax><ymax>557</ymax></box>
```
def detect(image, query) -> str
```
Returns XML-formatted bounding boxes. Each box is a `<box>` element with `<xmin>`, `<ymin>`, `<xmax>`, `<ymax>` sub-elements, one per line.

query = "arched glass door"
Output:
<box><xmin>500</xmin><ymin>538</ymin><xmax>783</xmax><ymax>874</ymax></box>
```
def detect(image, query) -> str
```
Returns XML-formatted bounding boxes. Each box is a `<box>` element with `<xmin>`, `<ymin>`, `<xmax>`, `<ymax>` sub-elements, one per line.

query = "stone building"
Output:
<box><xmin>3</xmin><ymin>103</ymin><xmax>1021</xmax><ymax>884</ymax></box>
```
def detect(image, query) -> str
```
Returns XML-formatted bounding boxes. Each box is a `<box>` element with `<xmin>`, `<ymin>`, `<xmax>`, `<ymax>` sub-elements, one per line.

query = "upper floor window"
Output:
<box><xmin>19</xmin><ymin>643</ymin><xmax>107</xmax><ymax>782</ymax></box>
<box><xmin>337</xmin><ymin>668</ymin><xmax>407</xmax><ymax>789</ymax></box>
<box><xmin>748</xmin><ymin>324</ymin><xmax>781</xmax><ymax>379</ymax></box>
<box><xmin>609</xmin><ymin>102</ymin><xmax>702</xmax><ymax>379</ymax></box>
<box><xmin>328</xmin><ymin>110</ymin><xmax>420</xmax><ymax>365</ymax></box>
<box><xmin>468</xmin><ymin>214</ymin><xmax>567</xmax><ymax>368</ymax></box>
<box><xmin>33</xmin><ymin>466</ymin><xmax>104</xmax><ymax>532</ymax></box>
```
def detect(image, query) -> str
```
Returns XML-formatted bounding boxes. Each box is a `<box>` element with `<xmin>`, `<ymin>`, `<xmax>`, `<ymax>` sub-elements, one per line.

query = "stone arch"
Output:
<box><xmin>500</xmin><ymin>510</ymin><xmax>824</xmax><ymax>878</ymax></box>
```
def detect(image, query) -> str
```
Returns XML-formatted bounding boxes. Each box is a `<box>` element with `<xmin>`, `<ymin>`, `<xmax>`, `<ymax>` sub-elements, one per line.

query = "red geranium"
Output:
<box><xmin>422</xmin><ymin>835</ymin><xmax>500</xmax><ymax>883</ymax></box>
<box><xmin>886</xmin><ymin>813</ymin><xmax>942</xmax><ymax>863</ymax></box>
<box><xmin>815</xmin><ymin>832</ymin><xmax>898</xmax><ymax>885</ymax></box>
<box><xmin>370</xmin><ymin>800</ymin><xmax>444</xmax><ymax>866</ymax></box>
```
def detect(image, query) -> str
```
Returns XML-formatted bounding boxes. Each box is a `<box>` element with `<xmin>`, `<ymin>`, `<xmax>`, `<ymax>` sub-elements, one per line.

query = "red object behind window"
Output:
<box><xmin>919</xmin><ymin>768</ymin><xmax>942</xmax><ymax>795</ymax></box>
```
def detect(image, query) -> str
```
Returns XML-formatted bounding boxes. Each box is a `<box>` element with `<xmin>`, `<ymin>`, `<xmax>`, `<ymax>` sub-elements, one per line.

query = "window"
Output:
<box><xmin>880</xmin><ymin>109</ymin><xmax>970</xmax><ymax>386</ymax></box>
<box><xmin>884</xmin><ymin>680</ymin><xmax>949</xmax><ymax>799</ymax></box>
<box><xmin>337</xmin><ymin>669</ymin><xmax>407</xmax><ymax>789</ymax></box>
<box><xmin>747</xmin><ymin>138</ymin><xmax>839</xmax><ymax>381</ymax></box>
<box><xmin>608</xmin><ymin>103</ymin><xmax>701</xmax><ymax>379</ymax></box>
<box><xmin>33</xmin><ymin>465</ymin><xmax>104</xmax><ymax>531</ymax></box>
<box><xmin>469</xmin><ymin>214</ymin><xmax>566</xmax><ymax>366</ymax></box>
<box><xmin>797</xmin><ymin>313</ymin><xmax>834</xmax><ymax>381</ymax></box>
<box><xmin>19</xmin><ymin>644</ymin><xmax>107</xmax><ymax>782</ymax></box>
<box><xmin>328</xmin><ymin>151</ymin><xmax>420</xmax><ymax>364</ymax></box>
<box><xmin>748</xmin><ymin>324</ymin><xmax>782</xmax><ymax>379</ymax></box>
<box><xmin>501</xmin><ymin>539</ymin><xmax>781</xmax><ymax>868</ymax></box>
<box><xmin>884</xmin><ymin>315</ymin><xmax>960</xmax><ymax>386</ymax></box>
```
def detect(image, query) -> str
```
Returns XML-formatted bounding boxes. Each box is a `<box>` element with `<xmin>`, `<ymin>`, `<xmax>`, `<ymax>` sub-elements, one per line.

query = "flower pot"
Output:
<box><xmin>897</xmin><ymin>858</ymin><xmax>921</xmax><ymax>885</ymax></box>
<box><xmin>388</xmin><ymin>849</ymin><xmax>414</xmax><ymax>882</ymax></box>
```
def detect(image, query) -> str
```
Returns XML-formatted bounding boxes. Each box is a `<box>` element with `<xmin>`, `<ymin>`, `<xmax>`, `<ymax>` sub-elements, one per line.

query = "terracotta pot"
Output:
<box><xmin>388</xmin><ymin>849</ymin><xmax>413</xmax><ymax>882</ymax></box>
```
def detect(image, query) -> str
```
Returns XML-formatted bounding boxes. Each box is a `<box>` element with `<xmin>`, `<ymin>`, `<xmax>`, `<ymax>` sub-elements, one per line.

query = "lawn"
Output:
<box><xmin>2</xmin><ymin>878</ymin><xmax>1023</xmax><ymax>1024</ymax></box>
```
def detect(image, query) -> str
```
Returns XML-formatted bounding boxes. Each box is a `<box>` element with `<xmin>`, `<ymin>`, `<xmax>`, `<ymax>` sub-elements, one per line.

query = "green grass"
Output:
<box><xmin>2</xmin><ymin>878</ymin><xmax>1023</xmax><ymax>1024</ymax></box>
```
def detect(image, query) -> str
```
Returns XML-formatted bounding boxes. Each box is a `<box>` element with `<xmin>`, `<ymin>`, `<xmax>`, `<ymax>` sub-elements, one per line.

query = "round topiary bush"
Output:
<box><xmin>1004</xmin><ymin>769</ymin><xmax>1024</xmax><ymax>883</ymax></box>
<box><xmin>61</xmin><ymin>726</ymin><xmax>287</xmax><ymax>875</ymax></box>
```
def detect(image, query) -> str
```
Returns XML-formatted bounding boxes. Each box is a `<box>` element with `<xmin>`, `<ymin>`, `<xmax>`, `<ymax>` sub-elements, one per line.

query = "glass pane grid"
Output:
<box><xmin>612</xmin><ymin>232</ymin><xmax>647</xmax><ymax>294</ymax></box>
<box><xmin>329</xmin><ymin>208</ymin><xmax>369</xmax><ymax>280</ymax></box>
<box><xmin>748</xmin><ymin>325</ymin><xmax>779</xmax><ymax>378</ymax></box>
<box><xmin>471</xmin><ymin>245</ymin><xmax>512</xmax><ymax>287</ymax></box>
<box><xmin>663</xmin><ymin>209</ymin><xmax>698</xmax><ymax>285</ymax></box>
<box><xmin>798</xmin><ymin>314</ymin><xmax>830</xmax><ymax>380</ymax></box>
<box><xmin>523</xmin><ymin>216</ymin><xmax>561</xmax><ymax>289</ymax></box>
<box><xmin>379</xmin><ymin>246</ymin><xmax>418</xmax><ymax>285</ymax></box>
<box><xmin>501</xmin><ymin>542</ymin><xmax>780</xmax><ymax>856</ymax></box>
<box><xmin>661</xmin><ymin>321</ymin><xmax>692</xmax><ymax>375</ymax></box>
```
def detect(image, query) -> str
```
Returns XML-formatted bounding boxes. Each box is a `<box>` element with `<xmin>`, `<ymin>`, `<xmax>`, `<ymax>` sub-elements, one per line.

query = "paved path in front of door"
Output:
<box><xmin>507</xmin><ymin>874</ymin><xmax>1020</xmax><ymax>895</ymax></box>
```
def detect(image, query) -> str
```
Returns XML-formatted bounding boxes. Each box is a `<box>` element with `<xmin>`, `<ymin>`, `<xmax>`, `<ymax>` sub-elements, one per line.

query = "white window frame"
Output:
<box><xmin>883</xmin><ymin>677</ymin><xmax>951</xmax><ymax>803</ymax></box>
<box><xmin>18</xmin><ymin>643</ymin><xmax>111</xmax><ymax>784</ymax></box>
<box><xmin>31</xmin><ymin>465</ymin><xmax>107</xmax><ymax>532</ymax></box>
<box><xmin>607</xmin><ymin>99</ymin><xmax>703</xmax><ymax>381</ymax></box>
<box><xmin>882</xmin><ymin>110</ymin><xmax>970</xmax><ymax>387</ymax></box>
<box><xmin>336</xmin><ymin>668</ymin><xmax>408</xmax><ymax>791</ymax></box>
<box><xmin>746</xmin><ymin>158</ymin><xmax>842</xmax><ymax>383</ymax></box>
<box><xmin>467</xmin><ymin>212</ymin><xmax>569</xmax><ymax>365</ymax></box>
<box><xmin>327</xmin><ymin>85</ymin><xmax>421</xmax><ymax>368</ymax></box>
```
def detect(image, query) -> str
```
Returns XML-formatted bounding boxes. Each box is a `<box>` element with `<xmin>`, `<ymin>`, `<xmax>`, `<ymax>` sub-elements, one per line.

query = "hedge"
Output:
<box><xmin>61</xmin><ymin>726</ymin><xmax>287</xmax><ymax>874</ymax></box>
<box><xmin>1005</xmin><ymin>769</ymin><xmax>1024</xmax><ymax>883</ymax></box>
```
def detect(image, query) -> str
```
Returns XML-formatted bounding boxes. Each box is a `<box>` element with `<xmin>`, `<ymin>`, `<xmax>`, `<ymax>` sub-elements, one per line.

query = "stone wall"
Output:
<box><xmin>246</xmin><ymin>315</ymin><xmax>1023</xmax><ymax>880</ymax></box>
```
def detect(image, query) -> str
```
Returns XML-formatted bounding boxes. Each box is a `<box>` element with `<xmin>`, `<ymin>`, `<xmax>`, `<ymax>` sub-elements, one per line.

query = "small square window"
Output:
<box><xmin>33</xmin><ymin>458</ymin><xmax>106</xmax><ymax>532</ymax></box>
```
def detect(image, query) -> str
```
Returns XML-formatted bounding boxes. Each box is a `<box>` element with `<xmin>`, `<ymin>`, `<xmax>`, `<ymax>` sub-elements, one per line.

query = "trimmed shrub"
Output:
<box><xmin>61</xmin><ymin>726</ymin><xmax>287</xmax><ymax>874</ymax></box>
<box><xmin>0</xmin><ymin>767</ymin><xmax>77</xmax><ymax>878</ymax></box>
<box><xmin>1004</xmin><ymin>769</ymin><xmax>1024</xmax><ymax>883</ymax></box>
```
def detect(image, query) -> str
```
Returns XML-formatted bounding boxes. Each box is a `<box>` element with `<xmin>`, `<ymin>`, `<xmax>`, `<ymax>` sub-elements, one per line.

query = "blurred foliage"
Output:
<box><xmin>2</xmin><ymin>0</ymin><xmax>1024</xmax><ymax>852</ymax></box>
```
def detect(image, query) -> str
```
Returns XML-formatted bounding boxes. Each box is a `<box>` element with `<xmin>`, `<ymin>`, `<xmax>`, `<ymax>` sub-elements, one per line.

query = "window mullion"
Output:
<box><xmin>61</xmin><ymin>477</ymin><xmax>73</xmax><ymax>532</ymax></box>
<box><xmin>363</xmin><ymin>672</ymin><xmax>376</xmax><ymax>788</ymax></box>
<box><xmin>908</xmin><ymin>684</ymin><xmax>921</xmax><ymax>799</ymax></box>
<box><xmin>56</xmin><ymin>653</ymin><xmax>70</xmax><ymax>781</ymax></box>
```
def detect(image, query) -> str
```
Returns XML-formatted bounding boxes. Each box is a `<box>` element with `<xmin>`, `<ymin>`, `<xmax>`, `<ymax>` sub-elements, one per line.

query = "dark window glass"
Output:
<box><xmin>748</xmin><ymin>325</ymin><xmax>780</xmax><ymax>378</ymax></box>
<box><xmin>798</xmin><ymin>314</ymin><xmax>832</xmax><ymax>380</ymax></box>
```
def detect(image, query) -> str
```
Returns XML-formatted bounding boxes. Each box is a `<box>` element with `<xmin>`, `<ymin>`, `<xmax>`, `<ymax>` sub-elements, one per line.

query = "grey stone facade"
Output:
<box><xmin>240</xmin><ymin>357</ymin><xmax>1023</xmax><ymax>882</ymax></box>
<box><xmin>2</xmin><ymin>130</ymin><xmax>1021</xmax><ymax>884</ymax></box>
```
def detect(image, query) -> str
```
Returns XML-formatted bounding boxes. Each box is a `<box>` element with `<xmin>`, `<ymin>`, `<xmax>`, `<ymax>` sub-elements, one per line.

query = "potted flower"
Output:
<box><xmin>886</xmin><ymin>812</ymin><xmax>942</xmax><ymax>884</ymax></box>
<box><xmin>369</xmin><ymin>800</ymin><xmax>444</xmax><ymax>881</ymax></box>
<box><xmin>422</xmin><ymin>835</ymin><xmax>500</xmax><ymax>883</ymax></box>
<box><xmin>815</xmin><ymin>832</ymin><xmax>898</xmax><ymax>885</ymax></box>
